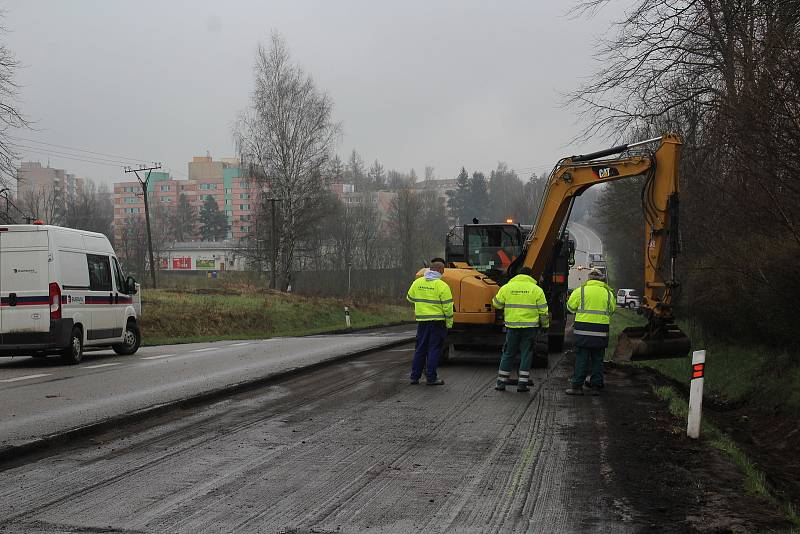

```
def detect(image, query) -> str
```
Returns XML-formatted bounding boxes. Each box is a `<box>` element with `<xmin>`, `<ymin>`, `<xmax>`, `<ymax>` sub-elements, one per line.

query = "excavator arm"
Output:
<box><xmin>520</xmin><ymin>132</ymin><xmax>689</xmax><ymax>359</ymax></box>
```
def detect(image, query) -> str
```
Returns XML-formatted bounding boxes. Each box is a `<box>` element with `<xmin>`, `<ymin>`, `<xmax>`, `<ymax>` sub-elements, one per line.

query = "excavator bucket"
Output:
<box><xmin>614</xmin><ymin>324</ymin><xmax>691</xmax><ymax>361</ymax></box>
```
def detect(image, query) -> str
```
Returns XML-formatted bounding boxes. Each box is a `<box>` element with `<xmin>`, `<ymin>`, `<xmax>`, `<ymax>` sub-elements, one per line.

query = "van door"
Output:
<box><xmin>86</xmin><ymin>253</ymin><xmax>115</xmax><ymax>342</ymax></box>
<box><xmin>110</xmin><ymin>256</ymin><xmax>129</xmax><ymax>338</ymax></box>
<box><xmin>0</xmin><ymin>230</ymin><xmax>51</xmax><ymax>344</ymax></box>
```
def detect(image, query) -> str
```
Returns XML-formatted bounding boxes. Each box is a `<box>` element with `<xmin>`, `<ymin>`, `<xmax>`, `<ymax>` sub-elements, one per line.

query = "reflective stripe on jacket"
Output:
<box><xmin>491</xmin><ymin>274</ymin><xmax>549</xmax><ymax>329</ymax></box>
<box><xmin>567</xmin><ymin>279</ymin><xmax>615</xmax><ymax>348</ymax></box>
<box><xmin>407</xmin><ymin>277</ymin><xmax>454</xmax><ymax>328</ymax></box>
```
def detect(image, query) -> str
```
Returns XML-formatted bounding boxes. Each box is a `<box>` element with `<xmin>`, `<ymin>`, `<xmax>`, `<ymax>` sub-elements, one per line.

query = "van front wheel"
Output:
<box><xmin>60</xmin><ymin>327</ymin><xmax>83</xmax><ymax>364</ymax></box>
<box><xmin>113</xmin><ymin>321</ymin><xmax>141</xmax><ymax>355</ymax></box>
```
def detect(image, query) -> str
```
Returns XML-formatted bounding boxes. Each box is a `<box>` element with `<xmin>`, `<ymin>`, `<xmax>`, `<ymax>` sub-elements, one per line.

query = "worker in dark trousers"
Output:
<box><xmin>565</xmin><ymin>269</ymin><xmax>615</xmax><ymax>395</ymax></box>
<box><xmin>492</xmin><ymin>267</ymin><xmax>549</xmax><ymax>392</ymax></box>
<box><xmin>406</xmin><ymin>259</ymin><xmax>453</xmax><ymax>386</ymax></box>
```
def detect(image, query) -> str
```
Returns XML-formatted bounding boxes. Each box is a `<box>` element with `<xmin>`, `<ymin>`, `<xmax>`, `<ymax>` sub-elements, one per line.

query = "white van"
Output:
<box><xmin>616</xmin><ymin>288</ymin><xmax>640</xmax><ymax>309</ymax></box>
<box><xmin>0</xmin><ymin>224</ymin><xmax>141</xmax><ymax>364</ymax></box>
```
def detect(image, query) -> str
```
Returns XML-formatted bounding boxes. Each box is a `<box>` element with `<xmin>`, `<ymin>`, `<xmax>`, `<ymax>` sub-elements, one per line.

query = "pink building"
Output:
<box><xmin>113</xmin><ymin>155</ymin><xmax>257</xmax><ymax>246</ymax></box>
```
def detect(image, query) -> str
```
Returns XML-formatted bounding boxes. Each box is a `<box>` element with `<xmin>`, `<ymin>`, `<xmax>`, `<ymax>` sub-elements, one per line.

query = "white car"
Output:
<box><xmin>0</xmin><ymin>223</ymin><xmax>141</xmax><ymax>364</ymax></box>
<box><xmin>616</xmin><ymin>288</ymin><xmax>640</xmax><ymax>309</ymax></box>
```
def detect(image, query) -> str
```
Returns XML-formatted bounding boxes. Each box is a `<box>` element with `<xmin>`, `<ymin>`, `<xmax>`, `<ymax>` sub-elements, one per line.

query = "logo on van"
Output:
<box><xmin>12</xmin><ymin>268</ymin><xmax>36</xmax><ymax>274</ymax></box>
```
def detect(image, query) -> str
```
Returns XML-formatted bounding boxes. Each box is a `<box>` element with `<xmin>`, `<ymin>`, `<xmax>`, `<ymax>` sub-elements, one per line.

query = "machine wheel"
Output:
<box><xmin>113</xmin><ymin>321</ymin><xmax>141</xmax><ymax>355</ymax></box>
<box><xmin>60</xmin><ymin>326</ymin><xmax>83</xmax><ymax>364</ymax></box>
<box><xmin>627</xmin><ymin>301</ymin><xmax>636</xmax><ymax>309</ymax></box>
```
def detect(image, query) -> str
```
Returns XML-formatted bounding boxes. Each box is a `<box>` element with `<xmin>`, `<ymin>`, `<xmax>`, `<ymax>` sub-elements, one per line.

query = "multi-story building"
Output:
<box><xmin>15</xmin><ymin>162</ymin><xmax>86</xmax><ymax>218</ymax></box>
<box><xmin>112</xmin><ymin>155</ymin><xmax>257</xmax><ymax>246</ymax></box>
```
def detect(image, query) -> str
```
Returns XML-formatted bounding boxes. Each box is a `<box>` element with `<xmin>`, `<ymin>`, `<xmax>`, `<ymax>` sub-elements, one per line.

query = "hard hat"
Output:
<box><xmin>588</xmin><ymin>269</ymin><xmax>604</xmax><ymax>280</ymax></box>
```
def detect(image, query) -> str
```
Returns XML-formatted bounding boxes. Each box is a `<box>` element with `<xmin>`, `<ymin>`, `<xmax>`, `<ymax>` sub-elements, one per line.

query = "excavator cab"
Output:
<box><xmin>445</xmin><ymin>223</ymin><xmax>528</xmax><ymax>285</ymax></box>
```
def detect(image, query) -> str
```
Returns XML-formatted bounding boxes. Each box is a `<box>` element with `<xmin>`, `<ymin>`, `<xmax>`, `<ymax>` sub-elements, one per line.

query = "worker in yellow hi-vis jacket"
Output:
<box><xmin>406</xmin><ymin>259</ymin><xmax>453</xmax><ymax>386</ymax></box>
<box><xmin>491</xmin><ymin>267</ymin><xmax>549</xmax><ymax>392</ymax></box>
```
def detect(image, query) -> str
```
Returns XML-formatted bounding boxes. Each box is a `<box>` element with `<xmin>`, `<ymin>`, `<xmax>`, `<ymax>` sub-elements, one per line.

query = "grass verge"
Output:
<box><xmin>654</xmin><ymin>385</ymin><xmax>800</xmax><ymax>526</ymax></box>
<box><xmin>138</xmin><ymin>288</ymin><xmax>413</xmax><ymax>345</ymax></box>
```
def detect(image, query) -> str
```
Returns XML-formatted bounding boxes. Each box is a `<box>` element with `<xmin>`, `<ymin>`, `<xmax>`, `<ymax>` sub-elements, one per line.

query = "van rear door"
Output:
<box><xmin>0</xmin><ymin>229</ymin><xmax>51</xmax><ymax>342</ymax></box>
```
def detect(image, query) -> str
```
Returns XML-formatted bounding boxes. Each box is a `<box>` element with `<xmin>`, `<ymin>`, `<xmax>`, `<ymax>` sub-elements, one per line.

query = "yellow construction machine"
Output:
<box><xmin>440</xmin><ymin>132</ymin><xmax>691</xmax><ymax>361</ymax></box>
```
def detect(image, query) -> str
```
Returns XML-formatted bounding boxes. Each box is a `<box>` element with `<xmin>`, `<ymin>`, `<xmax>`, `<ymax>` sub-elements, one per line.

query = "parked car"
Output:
<box><xmin>0</xmin><ymin>223</ymin><xmax>141</xmax><ymax>364</ymax></box>
<box><xmin>616</xmin><ymin>288</ymin><xmax>640</xmax><ymax>309</ymax></box>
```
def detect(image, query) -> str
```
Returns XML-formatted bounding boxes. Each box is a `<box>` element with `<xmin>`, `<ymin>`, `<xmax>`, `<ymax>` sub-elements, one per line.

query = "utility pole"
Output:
<box><xmin>125</xmin><ymin>163</ymin><xmax>162</xmax><ymax>289</ymax></box>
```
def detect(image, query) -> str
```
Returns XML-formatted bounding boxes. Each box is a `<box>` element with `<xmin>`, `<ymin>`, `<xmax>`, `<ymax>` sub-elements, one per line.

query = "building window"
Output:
<box><xmin>240</xmin><ymin>215</ymin><xmax>250</xmax><ymax>221</ymax></box>
<box><xmin>240</xmin><ymin>226</ymin><xmax>249</xmax><ymax>232</ymax></box>
<box><xmin>124</xmin><ymin>197</ymin><xmax>137</xmax><ymax>204</ymax></box>
<box><xmin>160</xmin><ymin>185</ymin><xmax>171</xmax><ymax>192</ymax></box>
<box><xmin>239</xmin><ymin>193</ymin><xmax>250</xmax><ymax>199</ymax></box>
<box><xmin>225</xmin><ymin>210</ymin><xmax>233</xmax><ymax>216</ymax></box>
<box><xmin>123</xmin><ymin>186</ymin><xmax>136</xmax><ymax>193</ymax></box>
<box><xmin>200</xmin><ymin>183</ymin><xmax>218</xmax><ymax>190</ymax></box>
<box><xmin>225</xmin><ymin>188</ymin><xmax>232</xmax><ymax>194</ymax></box>
<box><xmin>160</xmin><ymin>196</ymin><xmax>171</xmax><ymax>203</ymax></box>
<box><xmin>240</xmin><ymin>204</ymin><xmax>250</xmax><ymax>210</ymax></box>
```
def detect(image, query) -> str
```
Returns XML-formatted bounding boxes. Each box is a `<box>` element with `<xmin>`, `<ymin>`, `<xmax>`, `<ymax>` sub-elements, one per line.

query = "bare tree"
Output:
<box><xmin>65</xmin><ymin>180</ymin><xmax>114</xmax><ymax>238</ymax></box>
<box><xmin>235</xmin><ymin>33</ymin><xmax>341</xmax><ymax>290</ymax></box>
<box><xmin>18</xmin><ymin>185</ymin><xmax>63</xmax><ymax>225</ymax></box>
<box><xmin>0</xmin><ymin>20</ymin><xmax>27</xmax><ymax>188</ymax></box>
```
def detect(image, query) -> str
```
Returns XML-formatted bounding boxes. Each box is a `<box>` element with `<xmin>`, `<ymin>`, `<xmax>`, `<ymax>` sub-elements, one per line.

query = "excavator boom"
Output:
<box><xmin>521</xmin><ymin>132</ymin><xmax>689</xmax><ymax>360</ymax></box>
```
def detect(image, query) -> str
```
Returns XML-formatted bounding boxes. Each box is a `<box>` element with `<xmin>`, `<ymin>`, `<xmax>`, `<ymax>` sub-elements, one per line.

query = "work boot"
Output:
<box><xmin>517</xmin><ymin>382</ymin><xmax>530</xmax><ymax>393</ymax></box>
<box><xmin>588</xmin><ymin>387</ymin><xmax>600</xmax><ymax>396</ymax></box>
<box><xmin>425</xmin><ymin>378</ymin><xmax>445</xmax><ymax>386</ymax></box>
<box><xmin>495</xmin><ymin>380</ymin><xmax>506</xmax><ymax>391</ymax></box>
<box><xmin>565</xmin><ymin>385</ymin><xmax>584</xmax><ymax>396</ymax></box>
<box><xmin>410</xmin><ymin>378</ymin><xmax>420</xmax><ymax>385</ymax></box>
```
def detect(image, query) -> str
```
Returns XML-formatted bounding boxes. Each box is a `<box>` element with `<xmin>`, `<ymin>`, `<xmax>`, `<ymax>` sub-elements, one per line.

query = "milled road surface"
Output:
<box><xmin>0</xmin><ymin>342</ymin><xmax>787</xmax><ymax>533</ymax></box>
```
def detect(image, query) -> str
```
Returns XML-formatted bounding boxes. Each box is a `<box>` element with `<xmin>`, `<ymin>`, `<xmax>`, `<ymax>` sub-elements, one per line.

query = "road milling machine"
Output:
<box><xmin>439</xmin><ymin>132</ymin><xmax>691</xmax><ymax>362</ymax></box>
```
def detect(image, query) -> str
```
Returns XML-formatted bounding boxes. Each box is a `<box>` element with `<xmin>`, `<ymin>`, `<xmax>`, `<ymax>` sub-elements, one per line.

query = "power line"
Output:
<box><xmin>10</xmin><ymin>145</ymin><xmax>131</xmax><ymax>169</ymax></box>
<box><xmin>9</xmin><ymin>136</ymin><xmax>149</xmax><ymax>164</ymax></box>
<box><xmin>10</xmin><ymin>143</ymin><xmax>134</xmax><ymax>166</ymax></box>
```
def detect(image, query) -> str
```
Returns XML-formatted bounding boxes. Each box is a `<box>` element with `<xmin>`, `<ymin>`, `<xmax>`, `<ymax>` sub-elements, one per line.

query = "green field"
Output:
<box><xmin>138</xmin><ymin>288</ymin><xmax>413</xmax><ymax>345</ymax></box>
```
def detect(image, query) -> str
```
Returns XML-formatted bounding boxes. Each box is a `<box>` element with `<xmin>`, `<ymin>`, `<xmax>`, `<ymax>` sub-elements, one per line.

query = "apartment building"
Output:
<box><xmin>16</xmin><ymin>161</ymin><xmax>85</xmax><ymax>209</ymax></box>
<box><xmin>113</xmin><ymin>155</ymin><xmax>257</xmax><ymax>245</ymax></box>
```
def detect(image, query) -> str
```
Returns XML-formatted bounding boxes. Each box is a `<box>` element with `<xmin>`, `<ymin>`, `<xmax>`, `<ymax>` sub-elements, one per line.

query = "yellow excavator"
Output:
<box><xmin>440</xmin><ymin>132</ymin><xmax>690</xmax><ymax>361</ymax></box>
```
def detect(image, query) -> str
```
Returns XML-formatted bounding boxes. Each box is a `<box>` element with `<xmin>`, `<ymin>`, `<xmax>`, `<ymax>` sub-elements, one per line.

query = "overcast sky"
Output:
<box><xmin>3</xmin><ymin>0</ymin><xmax>628</xmax><ymax>186</ymax></box>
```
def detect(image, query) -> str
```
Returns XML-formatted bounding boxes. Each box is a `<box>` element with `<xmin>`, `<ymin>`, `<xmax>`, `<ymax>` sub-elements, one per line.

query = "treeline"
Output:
<box><xmin>574</xmin><ymin>0</ymin><xmax>800</xmax><ymax>348</ymax></box>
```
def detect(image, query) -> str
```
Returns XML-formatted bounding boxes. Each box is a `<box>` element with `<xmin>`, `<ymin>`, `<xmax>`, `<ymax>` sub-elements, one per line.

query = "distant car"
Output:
<box><xmin>616</xmin><ymin>288</ymin><xmax>640</xmax><ymax>309</ymax></box>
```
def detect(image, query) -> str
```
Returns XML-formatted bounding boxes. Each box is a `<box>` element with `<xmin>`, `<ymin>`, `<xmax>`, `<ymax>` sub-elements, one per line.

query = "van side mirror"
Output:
<box><xmin>126</xmin><ymin>276</ymin><xmax>138</xmax><ymax>295</ymax></box>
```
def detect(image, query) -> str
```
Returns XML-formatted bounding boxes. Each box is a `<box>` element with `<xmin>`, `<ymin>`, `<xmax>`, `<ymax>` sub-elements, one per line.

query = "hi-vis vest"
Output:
<box><xmin>567</xmin><ymin>279</ymin><xmax>615</xmax><ymax>348</ymax></box>
<box><xmin>491</xmin><ymin>274</ymin><xmax>550</xmax><ymax>329</ymax></box>
<box><xmin>407</xmin><ymin>277</ymin><xmax>454</xmax><ymax>328</ymax></box>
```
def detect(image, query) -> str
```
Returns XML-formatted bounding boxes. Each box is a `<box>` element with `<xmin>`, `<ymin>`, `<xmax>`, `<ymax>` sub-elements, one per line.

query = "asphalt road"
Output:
<box><xmin>0</xmin><ymin>343</ymin><xmax>638</xmax><ymax>534</ymax></box>
<box><xmin>0</xmin><ymin>326</ymin><xmax>415</xmax><ymax>453</ymax></box>
<box><xmin>0</xmin><ymin>337</ymin><xmax>787</xmax><ymax>532</ymax></box>
<box><xmin>567</xmin><ymin>221</ymin><xmax>603</xmax><ymax>289</ymax></box>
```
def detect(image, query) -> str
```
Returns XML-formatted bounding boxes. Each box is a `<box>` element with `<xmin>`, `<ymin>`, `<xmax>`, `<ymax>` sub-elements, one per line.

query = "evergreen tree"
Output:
<box><xmin>199</xmin><ymin>195</ymin><xmax>228</xmax><ymax>241</ymax></box>
<box><xmin>446</xmin><ymin>167</ymin><xmax>470</xmax><ymax>223</ymax></box>
<box><xmin>468</xmin><ymin>171</ymin><xmax>489</xmax><ymax>222</ymax></box>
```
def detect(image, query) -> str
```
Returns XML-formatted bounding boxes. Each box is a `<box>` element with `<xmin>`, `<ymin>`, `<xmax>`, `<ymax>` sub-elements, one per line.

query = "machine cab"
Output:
<box><xmin>445</xmin><ymin>223</ymin><xmax>528</xmax><ymax>283</ymax></box>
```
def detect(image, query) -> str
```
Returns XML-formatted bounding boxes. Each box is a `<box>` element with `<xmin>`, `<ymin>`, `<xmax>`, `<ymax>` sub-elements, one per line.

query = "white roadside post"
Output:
<box><xmin>687</xmin><ymin>350</ymin><xmax>706</xmax><ymax>439</ymax></box>
<box><xmin>344</xmin><ymin>306</ymin><xmax>351</xmax><ymax>329</ymax></box>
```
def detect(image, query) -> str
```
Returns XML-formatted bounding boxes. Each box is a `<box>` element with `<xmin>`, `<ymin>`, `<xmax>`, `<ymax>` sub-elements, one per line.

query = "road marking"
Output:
<box><xmin>0</xmin><ymin>373</ymin><xmax>51</xmax><ymax>383</ymax></box>
<box><xmin>141</xmin><ymin>354</ymin><xmax>175</xmax><ymax>360</ymax></box>
<box><xmin>389</xmin><ymin>348</ymin><xmax>414</xmax><ymax>352</ymax></box>
<box><xmin>191</xmin><ymin>347</ymin><xmax>215</xmax><ymax>353</ymax></box>
<box><xmin>229</xmin><ymin>342</ymin><xmax>251</xmax><ymax>347</ymax></box>
<box><xmin>83</xmin><ymin>363</ymin><xmax>121</xmax><ymax>369</ymax></box>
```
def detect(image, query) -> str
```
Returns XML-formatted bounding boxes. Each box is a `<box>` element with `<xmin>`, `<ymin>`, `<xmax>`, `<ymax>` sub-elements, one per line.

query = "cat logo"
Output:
<box><xmin>598</xmin><ymin>168</ymin><xmax>611</xmax><ymax>178</ymax></box>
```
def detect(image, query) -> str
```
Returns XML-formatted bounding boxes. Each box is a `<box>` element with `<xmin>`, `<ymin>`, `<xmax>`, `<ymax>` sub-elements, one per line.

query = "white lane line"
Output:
<box><xmin>229</xmin><ymin>342</ymin><xmax>251</xmax><ymax>347</ymax></box>
<box><xmin>191</xmin><ymin>347</ymin><xmax>216</xmax><ymax>353</ymax></box>
<box><xmin>0</xmin><ymin>373</ymin><xmax>52</xmax><ymax>383</ymax></box>
<box><xmin>83</xmin><ymin>363</ymin><xmax>122</xmax><ymax>369</ymax></box>
<box><xmin>389</xmin><ymin>348</ymin><xmax>414</xmax><ymax>352</ymax></box>
<box><xmin>141</xmin><ymin>354</ymin><xmax>176</xmax><ymax>360</ymax></box>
